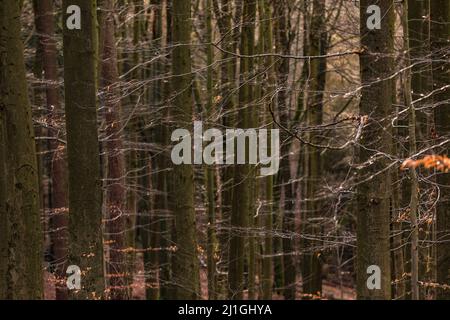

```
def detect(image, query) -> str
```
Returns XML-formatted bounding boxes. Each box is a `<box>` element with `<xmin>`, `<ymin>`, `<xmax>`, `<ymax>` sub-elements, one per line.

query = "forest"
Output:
<box><xmin>0</xmin><ymin>0</ymin><xmax>449</xmax><ymax>301</ymax></box>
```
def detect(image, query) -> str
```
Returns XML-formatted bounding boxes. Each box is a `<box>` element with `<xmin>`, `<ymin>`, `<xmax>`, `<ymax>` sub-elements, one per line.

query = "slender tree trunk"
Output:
<box><xmin>171</xmin><ymin>0</ymin><xmax>200</xmax><ymax>300</ymax></box>
<box><xmin>212</xmin><ymin>0</ymin><xmax>237</xmax><ymax>298</ymax></box>
<box><xmin>33</xmin><ymin>0</ymin><xmax>69</xmax><ymax>300</ymax></box>
<box><xmin>407</xmin><ymin>0</ymin><xmax>434</xmax><ymax>298</ymax></box>
<box><xmin>123</xmin><ymin>0</ymin><xmax>140</xmax><ymax>296</ymax></box>
<box><xmin>228</xmin><ymin>0</ymin><xmax>257</xmax><ymax>300</ymax></box>
<box><xmin>391</xmin><ymin>85</ymin><xmax>405</xmax><ymax>299</ymax></box>
<box><xmin>302</xmin><ymin>0</ymin><xmax>327</xmax><ymax>298</ymax></box>
<box><xmin>205</xmin><ymin>0</ymin><xmax>218</xmax><ymax>300</ymax></box>
<box><xmin>0</xmin><ymin>0</ymin><xmax>44</xmax><ymax>299</ymax></box>
<box><xmin>391</xmin><ymin>171</ymin><xmax>406</xmax><ymax>299</ymax></box>
<box><xmin>431</xmin><ymin>0</ymin><xmax>450</xmax><ymax>300</ymax></box>
<box><xmin>357</xmin><ymin>0</ymin><xmax>394</xmax><ymax>300</ymax></box>
<box><xmin>407</xmin><ymin>0</ymin><xmax>428</xmax><ymax>143</ymax></box>
<box><xmin>247</xmin><ymin>2</ymin><xmax>260</xmax><ymax>300</ymax></box>
<box><xmin>273</xmin><ymin>0</ymin><xmax>297</xmax><ymax>300</ymax></box>
<box><xmin>140</xmin><ymin>0</ymin><xmax>162</xmax><ymax>301</ymax></box>
<box><xmin>99</xmin><ymin>0</ymin><xmax>128</xmax><ymax>300</ymax></box>
<box><xmin>157</xmin><ymin>0</ymin><xmax>173</xmax><ymax>300</ymax></box>
<box><xmin>0</xmin><ymin>88</ymin><xmax>6</xmax><ymax>298</ymax></box>
<box><xmin>402</xmin><ymin>1</ymin><xmax>420</xmax><ymax>300</ymax></box>
<box><xmin>63</xmin><ymin>0</ymin><xmax>105</xmax><ymax>299</ymax></box>
<box><xmin>259</xmin><ymin>0</ymin><xmax>275</xmax><ymax>300</ymax></box>
<box><xmin>140</xmin><ymin>157</ymin><xmax>159</xmax><ymax>300</ymax></box>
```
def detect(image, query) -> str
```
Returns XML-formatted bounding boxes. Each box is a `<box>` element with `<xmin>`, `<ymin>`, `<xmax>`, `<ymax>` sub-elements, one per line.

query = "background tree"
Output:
<box><xmin>33</xmin><ymin>0</ymin><xmax>68</xmax><ymax>300</ymax></box>
<box><xmin>99</xmin><ymin>0</ymin><xmax>128</xmax><ymax>300</ymax></box>
<box><xmin>302</xmin><ymin>0</ymin><xmax>328</xmax><ymax>298</ymax></box>
<box><xmin>431</xmin><ymin>0</ymin><xmax>450</xmax><ymax>300</ymax></box>
<box><xmin>228</xmin><ymin>0</ymin><xmax>257</xmax><ymax>300</ymax></box>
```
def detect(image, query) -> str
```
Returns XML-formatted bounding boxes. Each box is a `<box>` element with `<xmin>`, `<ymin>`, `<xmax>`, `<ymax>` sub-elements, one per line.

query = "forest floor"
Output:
<box><xmin>43</xmin><ymin>255</ymin><xmax>356</xmax><ymax>300</ymax></box>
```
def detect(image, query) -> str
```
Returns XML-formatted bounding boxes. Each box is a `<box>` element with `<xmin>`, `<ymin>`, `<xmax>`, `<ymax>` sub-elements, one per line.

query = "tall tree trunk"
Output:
<box><xmin>123</xmin><ymin>0</ymin><xmax>140</xmax><ymax>296</ymax></box>
<box><xmin>431</xmin><ymin>0</ymin><xmax>450</xmax><ymax>300</ymax></box>
<box><xmin>0</xmin><ymin>0</ymin><xmax>44</xmax><ymax>299</ymax></box>
<box><xmin>62</xmin><ymin>0</ymin><xmax>105</xmax><ymax>299</ymax></box>
<box><xmin>357</xmin><ymin>0</ymin><xmax>394</xmax><ymax>300</ymax></box>
<box><xmin>99</xmin><ymin>0</ymin><xmax>128</xmax><ymax>300</ymax></box>
<box><xmin>402</xmin><ymin>1</ymin><xmax>420</xmax><ymax>300</ymax></box>
<box><xmin>247</xmin><ymin>2</ymin><xmax>260</xmax><ymax>301</ymax></box>
<box><xmin>407</xmin><ymin>0</ymin><xmax>434</xmax><ymax>298</ymax></box>
<box><xmin>156</xmin><ymin>0</ymin><xmax>173</xmax><ymax>300</ymax></box>
<box><xmin>212</xmin><ymin>0</ymin><xmax>237</xmax><ymax>298</ymax></box>
<box><xmin>228</xmin><ymin>0</ymin><xmax>257</xmax><ymax>300</ymax></box>
<box><xmin>0</xmin><ymin>91</ymin><xmax>6</xmax><ymax>298</ymax></box>
<box><xmin>205</xmin><ymin>0</ymin><xmax>218</xmax><ymax>300</ymax></box>
<box><xmin>407</xmin><ymin>0</ymin><xmax>429</xmax><ymax>144</ymax></box>
<box><xmin>302</xmin><ymin>0</ymin><xmax>327</xmax><ymax>298</ymax></box>
<box><xmin>273</xmin><ymin>0</ymin><xmax>296</xmax><ymax>300</ymax></box>
<box><xmin>33</xmin><ymin>0</ymin><xmax>69</xmax><ymax>300</ymax></box>
<box><xmin>259</xmin><ymin>0</ymin><xmax>275</xmax><ymax>300</ymax></box>
<box><xmin>140</xmin><ymin>0</ymin><xmax>162</xmax><ymax>301</ymax></box>
<box><xmin>171</xmin><ymin>0</ymin><xmax>200</xmax><ymax>300</ymax></box>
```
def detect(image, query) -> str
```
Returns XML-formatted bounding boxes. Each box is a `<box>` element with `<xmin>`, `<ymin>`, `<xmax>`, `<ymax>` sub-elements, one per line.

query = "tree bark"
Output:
<box><xmin>99</xmin><ymin>0</ymin><xmax>129</xmax><ymax>300</ymax></box>
<box><xmin>402</xmin><ymin>0</ymin><xmax>420</xmax><ymax>300</ymax></box>
<box><xmin>33</xmin><ymin>0</ymin><xmax>69</xmax><ymax>300</ymax></box>
<box><xmin>431</xmin><ymin>0</ymin><xmax>450</xmax><ymax>300</ymax></box>
<box><xmin>63</xmin><ymin>0</ymin><xmax>105</xmax><ymax>299</ymax></box>
<box><xmin>259</xmin><ymin>0</ymin><xmax>275</xmax><ymax>300</ymax></box>
<box><xmin>171</xmin><ymin>0</ymin><xmax>200</xmax><ymax>300</ymax></box>
<box><xmin>302</xmin><ymin>0</ymin><xmax>327</xmax><ymax>298</ymax></box>
<box><xmin>0</xmin><ymin>0</ymin><xmax>44</xmax><ymax>299</ymax></box>
<box><xmin>205</xmin><ymin>0</ymin><xmax>218</xmax><ymax>300</ymax></box>
<box><xmin>357</xmin><ymin>0</ymin><xmax>394</xmax><ymax>300</ymax></box>
<box><xmin>155</xmin><ymin>0</ymin><xmax>173</xmax><ymax>300</ymax></box>
<box><xmin>0</xmin><ymin>87</ymin><xmax>6</xmax><ymax>298</ymax></box>
<box><xmin>212</xmin><ymin>0</ymin><xmax>238</xmax><ymax>298</ymax></box>
<box><xmin>228</xmin><ymin>0</ymin><xmax>257</xmax><ymax>300</ymax></box>
<box><xmin>273</xmin><ymin>0</ymin><xmax>297</xmax><ymax>300</ymax></box>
